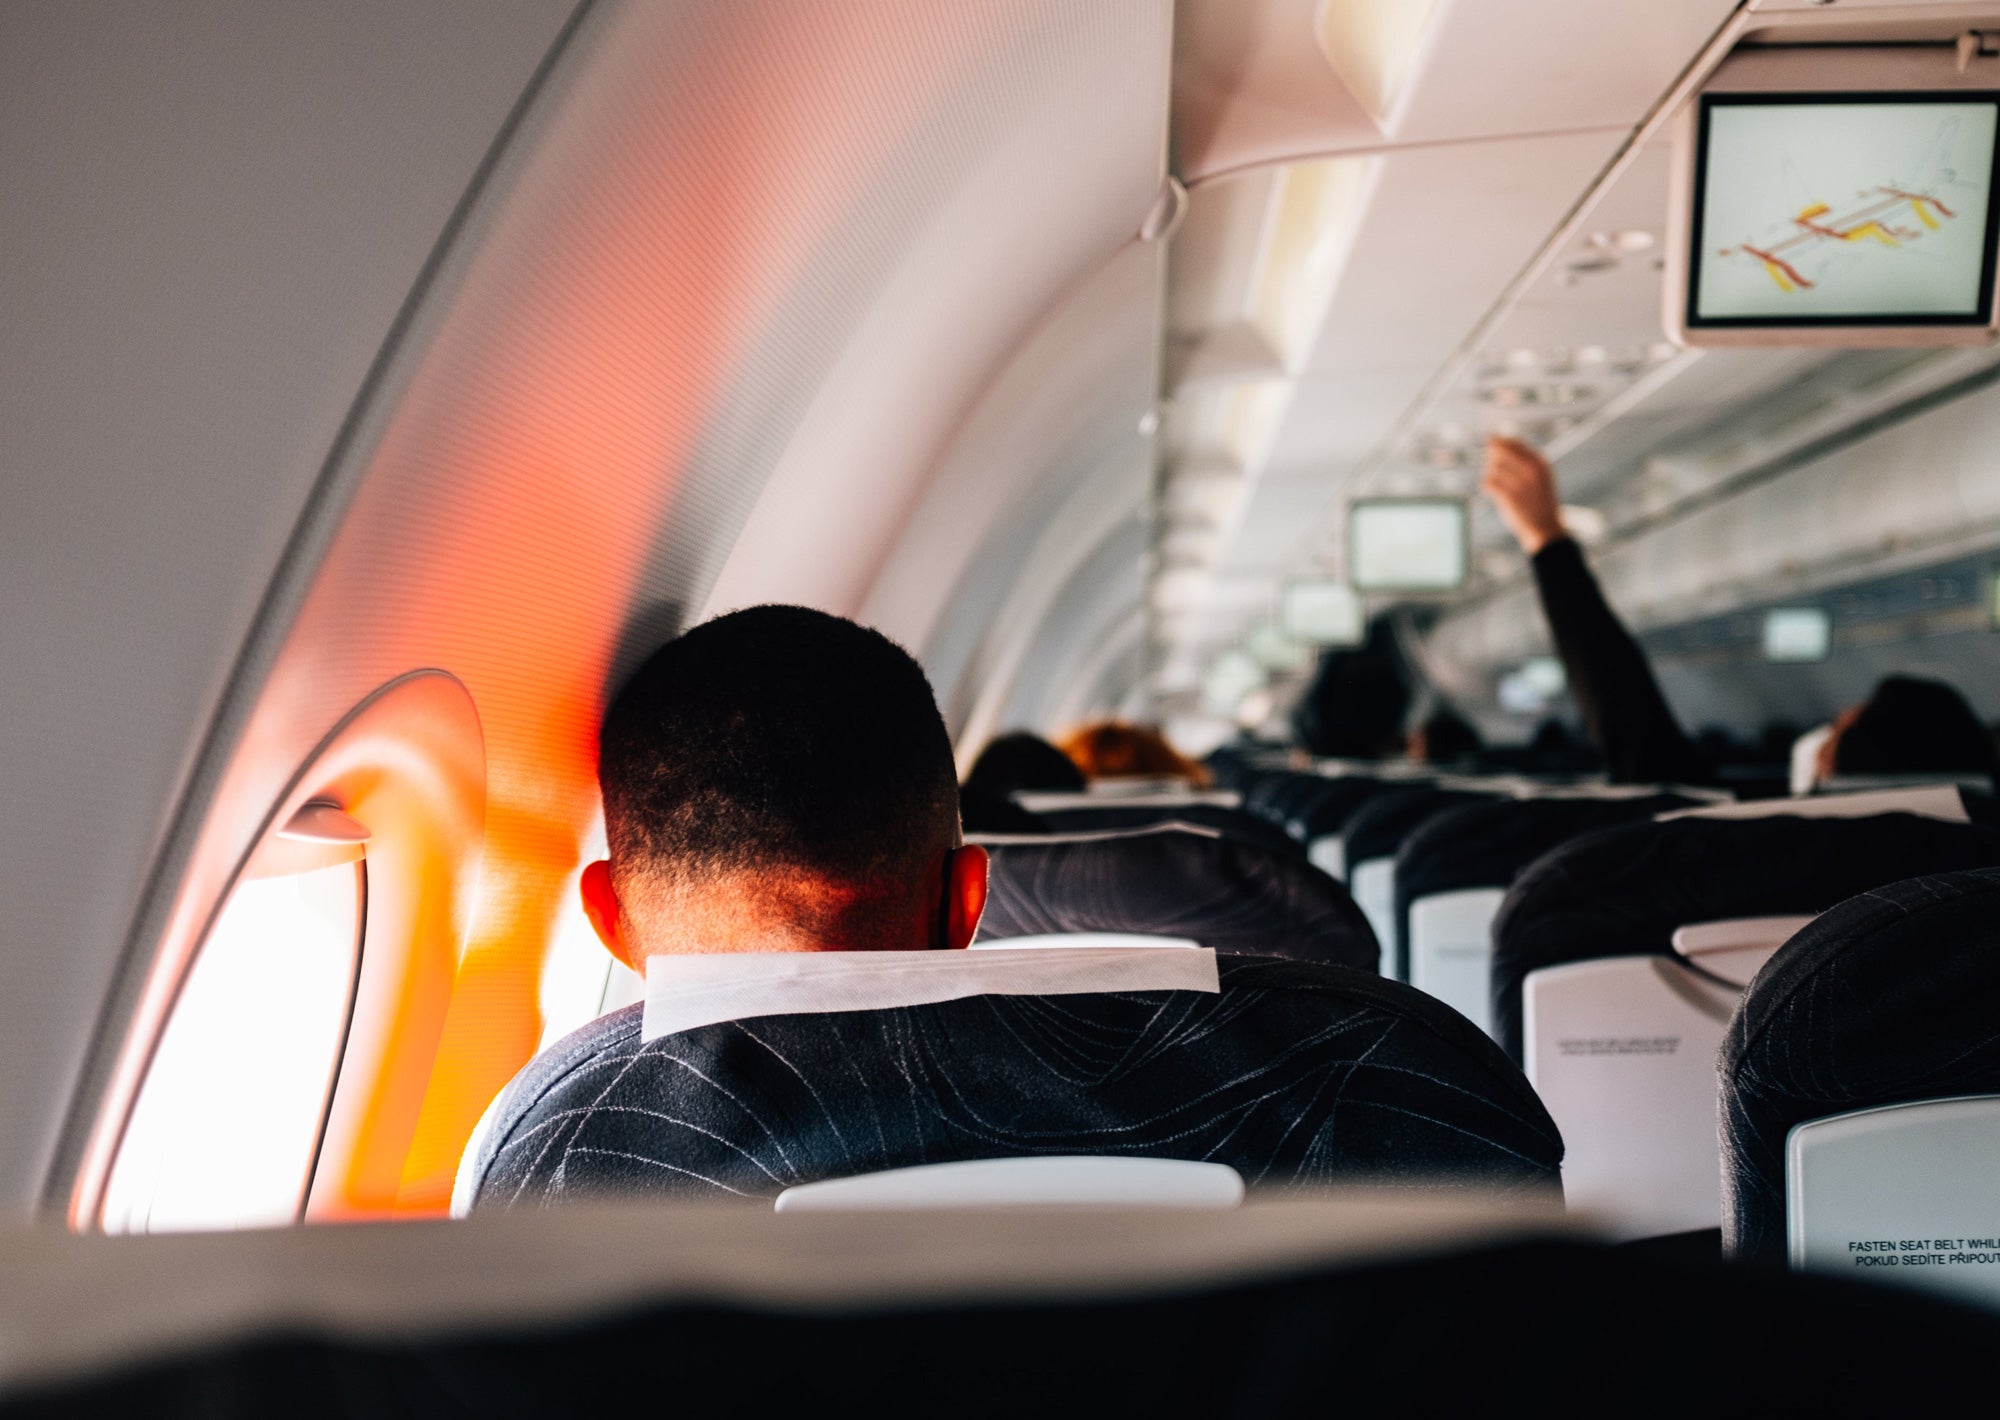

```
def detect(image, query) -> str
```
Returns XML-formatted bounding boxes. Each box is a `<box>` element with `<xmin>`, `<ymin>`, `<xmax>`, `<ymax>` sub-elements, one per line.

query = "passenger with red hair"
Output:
<box><xmin>1056</xmin><ymin>720</ymin><xmax>1210</xmax><ymax>787</ymax></box>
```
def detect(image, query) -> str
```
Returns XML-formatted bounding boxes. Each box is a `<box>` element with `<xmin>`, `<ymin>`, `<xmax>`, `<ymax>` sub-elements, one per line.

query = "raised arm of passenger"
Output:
<box><xmin>1481</xmin><ymin>435</ymin><xmax>1567</xmax><ymax>557</ymax></box>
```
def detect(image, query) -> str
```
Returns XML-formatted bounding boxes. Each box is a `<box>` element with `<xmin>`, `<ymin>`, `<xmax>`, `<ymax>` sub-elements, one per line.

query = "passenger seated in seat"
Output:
<box><xmin>959</xmin><ymin>730</ymin><xmax>1082</xmax><ymax>833</ymax></box>
<box><xmin>1812</xmin><ymin>675</ymin><xmax>2000</xmax><ymax>790</ymax></box>
<box><xmin>578</xmin><ymin>605</ymin><xmax>988</xmax><ymax>965</ymax></box>
<box><xmin>1481</xmin><ymin>435</ymin><xmax>1710</xmax><ymax>786</ymax></box>
<box><xmin>1407</xmin><ymin>708</ymin><xmax>1483</xmax><ymax>767</ymax></box>
<box><xmin>1057</xmin><ymin>720</ymin><xmax>1210</xmax><ymax>786</ymax></box>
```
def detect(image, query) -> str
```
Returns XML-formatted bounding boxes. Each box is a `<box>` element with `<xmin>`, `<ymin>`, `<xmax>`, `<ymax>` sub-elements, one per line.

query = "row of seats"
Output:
<box><xmin>457</xmin><ymin>785</ymin><xmax>1553</xmax><ymax>1209</ymax></box>
<box><xmin>1483</xmin><ymin>786</ymin><xmax>1999</xmax><ymax>1239</ymax></box>
<box><xmin>1219</xmin><ymin>758</ymin><xmax>2000</xmax><ymax>1299</ymax></box>
<box><xmin>461</xmin><ymin>757</ymin><xmax>2000</xmax><ymax>1308</ymax></box>
<box><xmin>461</xmin><ymin>947</ymin><xmax>1562</xmax><ymax>1209</ymax></box>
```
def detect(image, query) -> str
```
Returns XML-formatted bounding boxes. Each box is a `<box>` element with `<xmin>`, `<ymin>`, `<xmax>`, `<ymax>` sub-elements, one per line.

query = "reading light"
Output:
<box><xmin>1588</xmin><ymin>229</ymin><xmax>1655</xmax><ymax>253</ymax></box>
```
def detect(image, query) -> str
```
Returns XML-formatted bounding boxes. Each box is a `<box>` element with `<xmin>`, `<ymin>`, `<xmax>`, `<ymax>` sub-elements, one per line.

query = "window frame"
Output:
<box><xmin>73</xmin><ymin>671</ymin><xmax>485</xmax><ymax>1230</ymax></box>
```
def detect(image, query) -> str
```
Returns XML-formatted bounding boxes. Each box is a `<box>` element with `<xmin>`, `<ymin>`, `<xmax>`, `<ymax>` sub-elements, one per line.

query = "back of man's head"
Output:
<box><xmin>597</xmin><ymin>605</ymin><xmax>962</xmax><ymax>953</ymax></box>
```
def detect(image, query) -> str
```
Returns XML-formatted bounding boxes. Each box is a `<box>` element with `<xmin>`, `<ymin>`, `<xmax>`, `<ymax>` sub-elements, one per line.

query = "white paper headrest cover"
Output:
<box><xmin>1658</xmin><ymin>785</ymin><xmax>1968</xmax><ymax>825</ymax></box>
<box><xmin>644</xmin><ymin>947</ymin><xmax>1220</xmax><ymax>1041</ymax></box>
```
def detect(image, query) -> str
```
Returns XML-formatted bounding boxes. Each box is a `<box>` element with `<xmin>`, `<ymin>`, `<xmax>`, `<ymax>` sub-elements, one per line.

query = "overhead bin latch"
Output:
<box><xmin>1956</xmin><ymin>30</ymin><xmax>2000</xmax><ymax>75</ymax></box>
<box><xmin>1140</xmin><ymin>176</ymin><xmax>1188</xmax><ymax>245</ymax></box>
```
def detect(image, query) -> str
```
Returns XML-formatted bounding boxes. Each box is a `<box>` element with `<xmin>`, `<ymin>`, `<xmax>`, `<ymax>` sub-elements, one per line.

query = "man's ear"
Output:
<box><xmin>580</xmin><ymin>860</ymin><xmax>640</xmax><ymax>974</ymax></box>
<box><xmin>943</xmin><ymin>844</ymin><xmax>989</xmax><ymax>951</ymax></box>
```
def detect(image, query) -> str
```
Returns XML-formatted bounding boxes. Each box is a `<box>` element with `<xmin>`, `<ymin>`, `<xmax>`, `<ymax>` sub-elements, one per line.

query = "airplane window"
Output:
<box><xmin>100</xmin><ymin>860</ymin><xmax>365</xmax><ymax>1233</ymax></box>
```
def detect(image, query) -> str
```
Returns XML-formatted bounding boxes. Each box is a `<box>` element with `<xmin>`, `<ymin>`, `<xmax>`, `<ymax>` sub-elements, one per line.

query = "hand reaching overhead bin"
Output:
<box><xmin>1476</xmin><ymin>435</ymin><xmax>1710</xmax><ymax>787</ymax></box>
<box><xmin>1481</xmin><ymin>435</ymin><xmax>1567</xmax><ymax>556</ymax></box>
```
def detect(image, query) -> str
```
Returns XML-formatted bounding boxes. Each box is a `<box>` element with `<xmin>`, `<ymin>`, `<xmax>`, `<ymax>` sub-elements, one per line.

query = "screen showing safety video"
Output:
<box><xmin>1349</xmin><ymin>500</ymin><xmax>1467</xmax><ymax>591</ymax></box>
<box><xmin>1692</xmin><ymin>96</ymin><xmax>2000</xmax><ymax>325</ymax></box>
<box><xmin>1763</xmin><ymin>607</ymin><xmax>1831</xmax><ymax>663</ymax></box>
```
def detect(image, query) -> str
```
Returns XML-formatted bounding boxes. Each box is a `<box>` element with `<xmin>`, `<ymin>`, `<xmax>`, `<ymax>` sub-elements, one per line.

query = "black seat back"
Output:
<box><xmin>1721</xmin><ymin>867</ymin><xmax>2000</xmax><ymax>1264</ymax></box>
<box><xmin>1035</xmin><ymin>802</ymin><xmax>1303</xmax><ymax>859</ymax></box>
<box><xmin>461</xmin><ymin>955</ymin><xmax>1563</xmax><ymax>1208</ymax></box>
<box><xmin>1394</xmin><ymin>794</ymin><xmax>1701</xmax><ymax>965</ymax></box>
<box><xmin>979</xmin><ymin>826</ymin><xmax>1377</xmax><ymax>969</ymax></box>
<box><xmin>1490</xmin><ymin>813</ymin><xmax>2000</xmax><ymax>1061</ymax></box>
<box><xmin>1339</xmin><ymin>786</ymin><xmax>1499</xmax><ymax>977</ymax></box>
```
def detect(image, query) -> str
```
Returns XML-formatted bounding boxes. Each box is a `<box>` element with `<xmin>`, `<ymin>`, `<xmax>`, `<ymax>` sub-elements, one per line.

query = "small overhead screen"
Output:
<box><xmin>1676</xmin><ymin>90</ymin><xmax>2000</xmax><ymax>345</ymax></box>
<box><xmin>1349</xmin><ymin>500</ymin><xmax>1467</xmax><ymax>592</ymax></box>
<box><xmin>1763</xmin><ymin>607</ymin><xmax>1831</xmax><ymax>663</ymax></box>
<box><xmin>1280</xmin><ymin>580</ymin><xmax>1364</xmax><ymax>645</ymax></box>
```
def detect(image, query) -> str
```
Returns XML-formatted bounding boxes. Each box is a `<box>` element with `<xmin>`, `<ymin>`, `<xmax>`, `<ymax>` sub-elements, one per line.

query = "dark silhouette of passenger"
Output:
<box><xmin>1819</xmin><ymin>675</ymin><xmax>2000</xmax><ymax>788</ymax></box>
<box><xmin>1289</xmin><ymin>616</ymin><xmax>1414</xmax><ymax>759</ymax></box>
<box><xmin>1408</xmin><ymin>708</ymin><xmax>1483</xmax><ymax>766</ymax></box>
<box><xmin>958</xmin><ymin>731</ymin><xmax>1081</xmax><ymax>834</ymax></box>
<box><xmin>1057</xmin><ymin>720</ymin><xmax>1210</xmax><ymax>786</ymax></box>
<box><xmin>578</xmin><ymin>605</ymin><xmax>987</xmax><ymax>964</ymax></box>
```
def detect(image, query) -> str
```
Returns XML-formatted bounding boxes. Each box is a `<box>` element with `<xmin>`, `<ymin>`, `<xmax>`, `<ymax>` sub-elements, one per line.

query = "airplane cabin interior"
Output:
<box><xmin>9</xmin><ymin>1</ymin><xmax>2000</xmax><ymax>1412</ymax></box>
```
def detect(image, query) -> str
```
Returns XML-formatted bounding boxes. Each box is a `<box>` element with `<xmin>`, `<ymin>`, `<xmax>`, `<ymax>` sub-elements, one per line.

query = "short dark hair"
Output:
<box><xmin>598</xmin><ymin>606</ymin><xmax>960</xmax><ymax>941</ymax></box>
<box><xmin>964</xmin><ymin>731</ymin><xmax>1085</xmax><ymax>797</ymax></box>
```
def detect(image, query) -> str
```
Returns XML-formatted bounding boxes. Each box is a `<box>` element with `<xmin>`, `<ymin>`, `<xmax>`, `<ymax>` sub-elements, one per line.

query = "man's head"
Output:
<box><xmin>581</xmin><ymin>606</ymin><xmax>986</xmax><ymax>966</ymax></box>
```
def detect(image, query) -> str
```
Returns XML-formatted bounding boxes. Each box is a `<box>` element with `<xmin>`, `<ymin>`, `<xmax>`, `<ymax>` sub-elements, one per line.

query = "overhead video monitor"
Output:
<box><xmin>1672</xmin><ymin>90</ymin><xmax>2000</xmax><ymax>346</ymax></box>
<box><xmin>1280</xmin><ymin>580</ymin><xmax>1365</xmax><ymax>646</ymax></box>
<box><xmin>1763</xmin><ymin>606</ymin><xmax>1831</xmax><ymax>663</ymax></box>
<box><xmin>1349</xmin><ymin>499</ymin><xmax>1467</xmax><ymax>592</ymax></box>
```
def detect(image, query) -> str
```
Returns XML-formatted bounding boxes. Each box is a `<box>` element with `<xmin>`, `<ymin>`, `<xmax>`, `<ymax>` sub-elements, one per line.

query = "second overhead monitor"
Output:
<box><xmin>1763</xmin><ymin>607</ymin><xmax>1831</xmax><ymax>663</ymax></box>
<box><xmin>1349</xmin><ymin>499</ymin><xmax>1468</xmax><ymax>592</ymax></box>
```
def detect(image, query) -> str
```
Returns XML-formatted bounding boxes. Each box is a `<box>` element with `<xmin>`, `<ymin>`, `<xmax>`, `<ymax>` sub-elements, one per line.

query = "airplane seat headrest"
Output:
<box><xmin>1340</xmin><ymin>786</ymin><xmax>1499</xmax><ymax>872</ymax></box>
<box><xmin>1394</xmin><ymin>794</ymin><xmax>1704</xmax><ymax>996</ymax></box>
<box><xmin>1032</xmin><ymin>801</ymin><xmax>1304</xmax><ymax>859</ymax></box>
<box><xmin>1720</xmin><ymin>867</ymin><xmax>2000</xmax><ymax>1266</ymax></box>
<box><xmin>457</xmin><ymin>954</ymin><xmax>1563</xmax><ymax>1212</ymax></box>
<box><xmin>1289</xmin><ymin>777</ymin><xmax>1405</xmax><ymax>843</ymax></box>
<box><xmin>1237</xmin><ymin>770</ymin><xmax>1340</xmax><ymax>829</ymax></box>
<box><xmin>978</xmin><ymin>826</ymin><xmax>1378</xmax><ymax>970</ymax></box>
<box><xmin>1657</xmin><ymin>783</ymin><xmax>1985</xmax><ymax>826</ymax></box>
<box><xmin>1396</xmin><ymin>793</ymin><xmax>1701</xmax><ymax>921</ymax></box>
<box><xmin>1490</xmin><ymin>813</ymin><xmax>2000</xmax><ymax>1061</ymax></box>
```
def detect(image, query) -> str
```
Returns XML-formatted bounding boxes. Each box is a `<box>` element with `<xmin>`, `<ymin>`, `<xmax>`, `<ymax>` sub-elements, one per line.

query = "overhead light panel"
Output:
<box><xmin>1280</xmin><ymin>580</ymin><xmax>1365</xmax><ymax>646</ymax></box>
<box><xmin>1202</xmin><ymin>651</ymin><xmax>1267</xmax><ymax>716</ymax></box>
<box><xmin>1246</xmin><ymin>623</ymin><xmax>1312</xmax><ymax>674</ymax></box>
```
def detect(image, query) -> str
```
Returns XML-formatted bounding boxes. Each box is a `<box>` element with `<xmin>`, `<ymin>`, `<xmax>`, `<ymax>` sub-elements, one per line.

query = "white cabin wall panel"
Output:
<box><xmin>0</xmin><ymin>0</ymin><xmax>576</xmax><ymax>1214</ymax></box>
<box><xmin>862</xmin><ymin>239</ymin><xmax>1164</xmax><ymax>661</ymax></box>
<box><xmin>952</xmin><ymin>461</ymin><xmax>1155</xmax><ymax>757</ymax></box>
<box><xmin>994</xmin><ymin>521</ymin><xmax>1152</xmax><ymax>733</ymax></box>
<box><xmin>1054</xmin><ymin>611</ymin><xmax>1151</xmax><ymax>730</ymax></box>
<box><xmin>27</xmin><ymin>0</ymin><xmax>1180</xmax><ymax>1216</ymax></box>
<box><xmin>1172</xmin><ymin>0</ymin><xmax>1380</xmax><ymax>183</ymax></box>
<box><xmin>1392</xmin><ymin>0</ymin><xmax>1739</xmax><ymax>143</ymax></box>
<box><xmin>700</xmin><ymin>3</ymin><xmax>1171</xmax><ymax>624</ymax></box>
